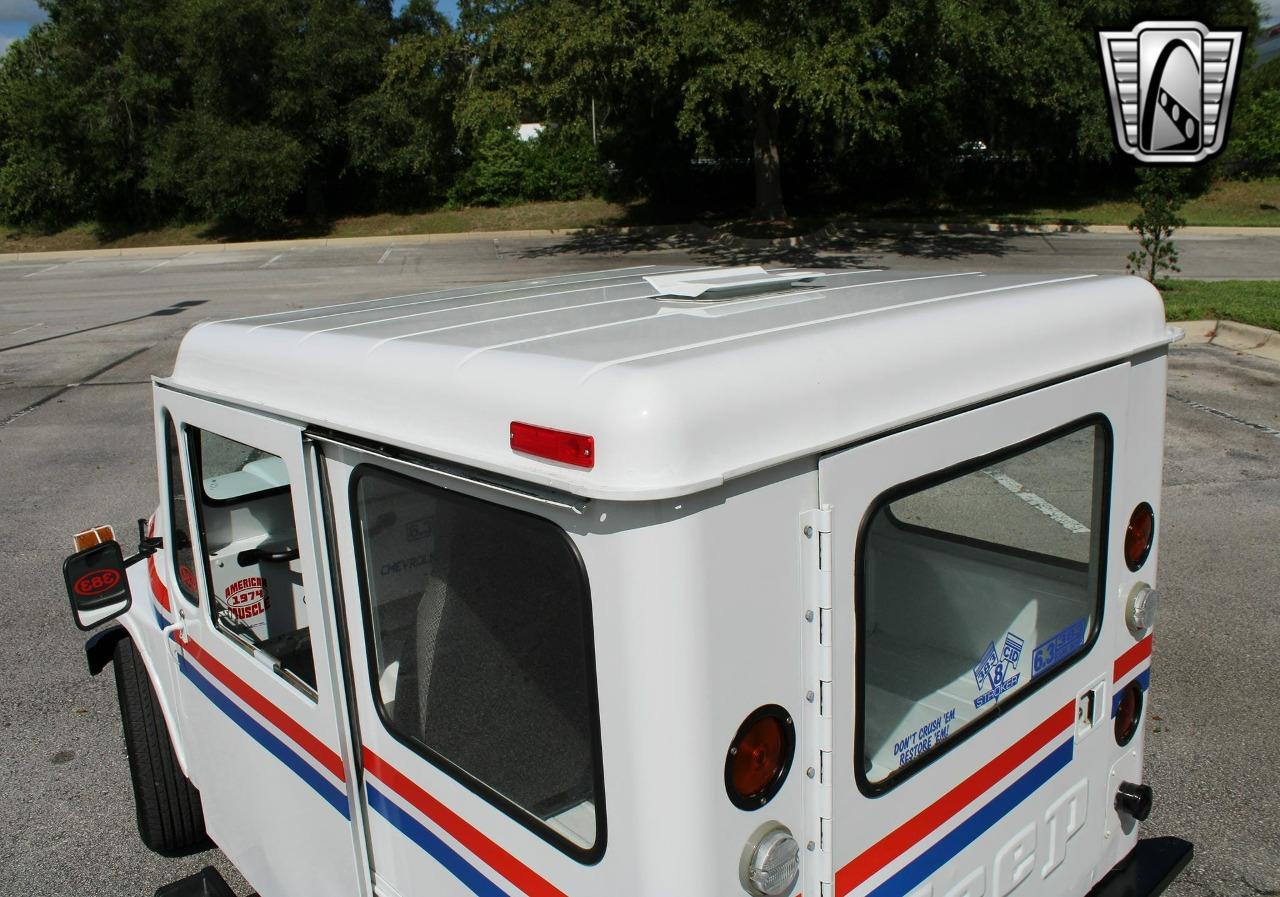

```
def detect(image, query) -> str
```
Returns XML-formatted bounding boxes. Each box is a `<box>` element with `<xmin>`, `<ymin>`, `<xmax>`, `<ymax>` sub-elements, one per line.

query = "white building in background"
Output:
<box><xmin>516</xmin><ymin>122</ymin><xmax>545</xmax><ymax>142</ymax></box>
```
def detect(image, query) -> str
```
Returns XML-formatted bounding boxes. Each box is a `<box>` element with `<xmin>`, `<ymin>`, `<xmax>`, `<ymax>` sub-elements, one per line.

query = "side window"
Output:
<box><xmin>352</xmin><ymin>467</ymin><xmax>604</xmax><ymax>859</ymax></box>
<box><xmin>163</xmin><ymin>415</ymin><xmax>198</xmax><ymax>603</ymax></box>
<box><xmin>859</xmin><ymin>420</ymin><xmax>1110</xmax><ymax>789</ymax></box>
<box><xmin>190</xmin><ymin>428</ymin><xmax>317</xmax><ymax>693</ymax></box>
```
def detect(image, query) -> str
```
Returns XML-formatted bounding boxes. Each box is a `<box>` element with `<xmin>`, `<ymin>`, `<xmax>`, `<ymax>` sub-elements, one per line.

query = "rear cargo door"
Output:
<box><xmin>819</xmin><ymin>365</ymin><xmax>1132</xmax><ymax>897</ymax></box>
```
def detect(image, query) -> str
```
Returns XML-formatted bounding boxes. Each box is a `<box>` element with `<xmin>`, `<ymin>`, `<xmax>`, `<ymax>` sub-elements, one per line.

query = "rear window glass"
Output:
<box><xmin>197</xmin><ymin>430</ymin><xmax>287</xmax><ymax>502</ymax></box>
<box><xmin>351</xmin><ymin>467</ymin><xmax>604</xmax><ymax>859</ymax></box>
<box><xmin>859</xmin><ymin>420</ymin><xmax>1110</xmax><ymax>789</ymax></box>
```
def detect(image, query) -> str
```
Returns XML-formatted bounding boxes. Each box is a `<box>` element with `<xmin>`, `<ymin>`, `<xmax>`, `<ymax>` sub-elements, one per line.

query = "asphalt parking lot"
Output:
<box><xmin>1</xmin><ymin>236</ymin><xmax>1277</xmax><ymax>897</ymax></box>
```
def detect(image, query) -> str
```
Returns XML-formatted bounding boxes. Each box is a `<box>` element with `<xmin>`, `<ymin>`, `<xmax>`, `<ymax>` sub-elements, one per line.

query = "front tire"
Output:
<box><xmin>112</xmin><ymin>637</ymin><xmax>208</xmax><ymax>854</ymax></box>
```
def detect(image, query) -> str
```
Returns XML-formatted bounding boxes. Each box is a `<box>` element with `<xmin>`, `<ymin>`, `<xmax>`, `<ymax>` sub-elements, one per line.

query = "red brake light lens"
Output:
<box><xmin>1124</xmin><ymin>503</ymin><xmax>1155</xmax><ymax>571</ymax></box>
<box><xmin>733</xmin><ymin>717</ymin><xmax>783</xmax><ymax>796</ymax></box>
<box><xmin>1115</xmin><ymin>681</ymin><xmax>1143</xmax><ymax>746</ymax></box>
<box><xmin>726</xmin><ymin>706</ymin><xmax>795</xmax><ymax>809</ymax></box>
<box><xmin>510</xmin><ymin>421</ymin><xmax>594</xmax><ymax>469</ymax></box>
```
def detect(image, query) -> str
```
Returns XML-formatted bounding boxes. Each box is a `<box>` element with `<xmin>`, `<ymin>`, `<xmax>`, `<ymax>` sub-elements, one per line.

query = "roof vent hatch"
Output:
<box><xmin>644</xmin><ymin>266</ymin><xmax>827</xmax><ymax>300</ymax></box>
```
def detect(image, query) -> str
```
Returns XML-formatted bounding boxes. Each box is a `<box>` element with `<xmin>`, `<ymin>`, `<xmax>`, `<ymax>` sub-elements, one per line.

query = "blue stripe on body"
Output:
<box><xmin>366</xmin><ymin>783</ymin><xmax>507</xmax><ymax>897</ymax></box>
<box><xmin>1112</xmin><ymin>668</ymin><xmax>1152</xmax><ymax>717</ymax></box>
<box><xmin>868</xmin><ymin>738</ymin><xmax>1075</xmax><ymax>897</ymax></box>
<box><xmin>178</xmin><ymin>655</ymin><xmax>350</xmax><ymax>818</ymax></box>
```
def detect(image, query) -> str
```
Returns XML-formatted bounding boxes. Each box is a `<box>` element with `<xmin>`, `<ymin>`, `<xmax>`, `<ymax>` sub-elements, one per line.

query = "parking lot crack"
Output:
<box><xmin>0</xmin><ymin>300</ymin><xmax>205</xmax><ymax>353</ymax></box>
<box><xmin>1168</xmin><ymin>393</ymin><xmax>1280</xmax><ymax>438</ymax></box>
<box><xmin>0</xmin><ymin>346</ymin><xmax>149</xmax><ymax>428</ymax></box>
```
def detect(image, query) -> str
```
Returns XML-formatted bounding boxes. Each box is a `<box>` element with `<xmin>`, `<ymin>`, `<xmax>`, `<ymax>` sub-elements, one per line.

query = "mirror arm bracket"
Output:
<box><xmin>126</xmin><ymin>517</ymin><xmax>164</xmax><ymax>567</ymax></box>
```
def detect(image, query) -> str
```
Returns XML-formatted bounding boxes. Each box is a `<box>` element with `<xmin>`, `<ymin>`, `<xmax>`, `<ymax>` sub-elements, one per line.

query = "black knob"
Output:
<box><xmin>1116</xmin><ymin>781</ymin><xmax>1153</xmax><ymax>821</ymax></box>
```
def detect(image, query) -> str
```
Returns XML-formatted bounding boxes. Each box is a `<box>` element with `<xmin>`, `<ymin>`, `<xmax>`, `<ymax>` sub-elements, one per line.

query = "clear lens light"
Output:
<box><xmin>1126</xmin><ymin>583</ymin><xmax>1160</xmax><ymax>633</ymax></box>
<box><xmin>744</xmin><ymin>826</ymin><xmax>800</xmax><ymax>896</ymax></box>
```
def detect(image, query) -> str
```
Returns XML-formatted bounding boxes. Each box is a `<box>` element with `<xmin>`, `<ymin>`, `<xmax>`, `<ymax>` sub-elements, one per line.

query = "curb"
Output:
<box><xmin>0</xmin><ymin>228</ymin><xmax>587</xmax><ymax>262</ymax></box>
<box><xmin>5</xmin><ymin>220</ymin><xmax>1279</xmax><ymax>263</ymax></box>
<box><xmin>1171</xmin><ymin>319</ymin><xmax>1280</xmax><ymax>363</ymax></box>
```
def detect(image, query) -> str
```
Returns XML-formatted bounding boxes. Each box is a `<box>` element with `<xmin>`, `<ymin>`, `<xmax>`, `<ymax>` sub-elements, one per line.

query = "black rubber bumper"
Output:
<box><xmin>1087</xmin><ymin>837</ymin><xmax>1193</xmax><ymax>897</ymax></box>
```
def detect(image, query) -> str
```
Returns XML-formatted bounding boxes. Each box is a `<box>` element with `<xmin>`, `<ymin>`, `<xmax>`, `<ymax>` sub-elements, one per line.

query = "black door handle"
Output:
<box><xmin>237</xmin><ymin>546</ymin><xmax>300</xmax><ymax>567</ymax></box>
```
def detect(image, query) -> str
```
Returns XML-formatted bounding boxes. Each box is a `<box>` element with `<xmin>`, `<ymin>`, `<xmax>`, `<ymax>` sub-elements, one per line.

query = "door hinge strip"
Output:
<box><xmin>801</xmin><ymin>506</ymin><xmax>834</xmax><ymax>896</ymax></box>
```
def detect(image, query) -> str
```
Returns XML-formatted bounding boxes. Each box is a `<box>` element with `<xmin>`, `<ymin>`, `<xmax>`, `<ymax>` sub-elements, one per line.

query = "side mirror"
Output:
<box><xmin>63</xmin><ymin>540</ymin><xmax>133</xmax><ymax>631</ymax></box>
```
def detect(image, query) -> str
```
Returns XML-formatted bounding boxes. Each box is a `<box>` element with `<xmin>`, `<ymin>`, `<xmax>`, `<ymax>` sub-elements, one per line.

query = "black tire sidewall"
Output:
<box><xmin>112</xmin><ymin>636</ymin><xmax>207</xmax><ymax>855</ymax></box>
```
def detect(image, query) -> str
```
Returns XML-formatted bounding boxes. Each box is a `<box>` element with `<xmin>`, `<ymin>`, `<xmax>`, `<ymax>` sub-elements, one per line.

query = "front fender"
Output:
<box><xmin>85</xmin><ymin>625</ymin><xmax>129</xmax><ymax>676</ymax></box>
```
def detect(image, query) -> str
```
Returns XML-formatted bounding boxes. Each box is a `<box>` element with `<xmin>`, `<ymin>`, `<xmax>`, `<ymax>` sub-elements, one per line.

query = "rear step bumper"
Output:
<box><xmin>1088</xmin><ymin>837</ymin><xmax>1194</xmax><ymax>897</ymax></box>
<box><xmin>154</xmin><ymin>866</ymin><xmax>236</xmax><ymax>897</ymax></box>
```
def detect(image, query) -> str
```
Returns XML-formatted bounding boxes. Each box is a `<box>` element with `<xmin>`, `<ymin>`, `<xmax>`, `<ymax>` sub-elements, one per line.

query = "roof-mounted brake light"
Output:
<box><xmin>510</xmin><ymin>421</ymin><xmax>595</xmax><ymax>469</ymax></box>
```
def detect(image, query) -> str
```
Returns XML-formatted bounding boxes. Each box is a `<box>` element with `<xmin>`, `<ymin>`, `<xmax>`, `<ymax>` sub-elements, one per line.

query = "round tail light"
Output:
<box><xmin>1115</xmin><ymin>681</ymin><xmax>1144</xmax><ymax>746</ymax></box>
<box><xmin>1124</xmin><ymin>503</ymin><xmax>1155</xmax><ymax>571</ymax></box>
<box><xmin>726</xmin><ymin>706</ymin><xmax>795</xmax><ymax>810</ymax></box>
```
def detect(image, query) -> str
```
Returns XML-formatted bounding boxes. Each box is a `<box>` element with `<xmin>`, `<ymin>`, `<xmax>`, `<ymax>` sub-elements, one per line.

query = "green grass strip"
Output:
<box><xmin>1160</xmin><ymin>279</ymin><xmax>1280</xmax><ymax>331</ymax></box>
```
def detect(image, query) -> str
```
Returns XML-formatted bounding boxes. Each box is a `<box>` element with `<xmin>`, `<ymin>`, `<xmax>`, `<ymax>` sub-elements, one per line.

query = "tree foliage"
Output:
<box><xmin>1225</xmin><ymin>57</ymin><xmax>1280</xmax><ymax>179</ymax></box>
<box><xmin>348</xmin><ymin>11</ymin><xmax>465</xmax><ymax>208</ymax></box>
<box><xmin>0</xmin><ymin>0</ymin><xmax>1264</xmax><ymax>231</ymax></box>
<box><xmin>145</xmin><ymin>115</ymin><xmax>310</xmax><ymax>230</ymax></box>
<box><xmin>1126</xmin><ymin>168</ymin><xmax>1188</xmax><ymax>282</ymax></box>
<box><xmin>447</xmin><ymin>123</ymin><xmax>602</xmax><ymax>206</ymax></box>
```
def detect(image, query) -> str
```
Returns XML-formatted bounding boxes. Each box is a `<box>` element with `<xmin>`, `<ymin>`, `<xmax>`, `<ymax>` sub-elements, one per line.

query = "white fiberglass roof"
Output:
<box><xmin>168</xmin><ymin>265</ymin><xmax>1170</xmax><ymax>500</ymax></box>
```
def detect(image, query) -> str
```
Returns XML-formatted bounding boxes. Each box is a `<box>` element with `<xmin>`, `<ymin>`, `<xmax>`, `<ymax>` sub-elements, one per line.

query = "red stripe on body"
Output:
<box><xmin>1114</xmin><ymin>634</ymin><xmax>1153</xmax><ymax>682</ymax></box>
<box><xmin>364</xmin><ymin>748</ymin><xmax>568</xmax><ymax>897</ymax></box>
<box><xmin>148</xmin><ymin>554</ymin><xmax>172</xmax><ymax>613</ymax></box>
<box><xmin>181</xmin><ymin>637</ymin><xmax>345</xmax><ymax>782</ymax></box>
<box><xmin>835</xmin><ymin>701</ymin><xmax>1075</xmax><ymax>896</ymax></box>
<box><xmin>144</xmin><ymin>515</ymin><xmax>345</xmax><ymax>785</ymax></box>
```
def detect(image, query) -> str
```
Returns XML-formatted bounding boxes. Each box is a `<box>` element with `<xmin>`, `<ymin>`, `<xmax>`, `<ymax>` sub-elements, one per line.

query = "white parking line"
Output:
<box><xmin>22</xmin><ymin>265</ymin><xmax>62</xmax><ymax>278</ymax></box>
<box><xmin>378</xmin><ymin>248</ymin><xmax>393</xmax><ymax>265</ymax></box>
<box><xmin>260</xmin><ymin>253</ymin><xmax>286</xmax><ymax>269</ymax></box>
<box><xmin>140</xmin><ymin>250</ymin><xmax>194</xmax><ymax>273</ymax></box>
<box><xmin>8</xmin><ymin>323</ymin><xmax>44</xmax><ymax>335</ymax></box>
<box><xmin>983</xmin><ymin>468</ymin><xmax>1090</xmax><ymax>534</ymax></box>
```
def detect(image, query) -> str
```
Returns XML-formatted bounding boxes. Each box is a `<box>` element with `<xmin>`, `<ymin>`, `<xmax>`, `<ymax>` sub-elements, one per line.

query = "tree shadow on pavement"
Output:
<box><xmin>518</xmin><ymin>225</ymin><xmax>1018</xmax><ymax>268</ymax></box>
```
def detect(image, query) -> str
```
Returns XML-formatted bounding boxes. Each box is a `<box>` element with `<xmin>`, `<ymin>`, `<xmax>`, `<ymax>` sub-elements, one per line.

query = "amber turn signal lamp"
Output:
<box><xmin>1115</xmin><ymin>681</ymin><xmax>1144</xmax><ymax>747</ymax></box>
<box><xmin>725</xmin><ymin>706</ymin><xmax>795</xmax><ymax>810</ymax></box>
<box><xmin>1124</xmin><ymin>502</ymin><xmax>1155</xmax><ymax>572</ymax></box>
<box><xmin>72</xmin><ymin>525</ymin><xmax>116</xmax><ymax>552</ymax></box>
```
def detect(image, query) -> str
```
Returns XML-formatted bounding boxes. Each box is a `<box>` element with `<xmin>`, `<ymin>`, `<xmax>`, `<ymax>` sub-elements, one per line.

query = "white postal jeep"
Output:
<box><xmin>62</xmin><ymin>265</ymin><xmax>1190</xmax><ymax>897</ymax></box>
